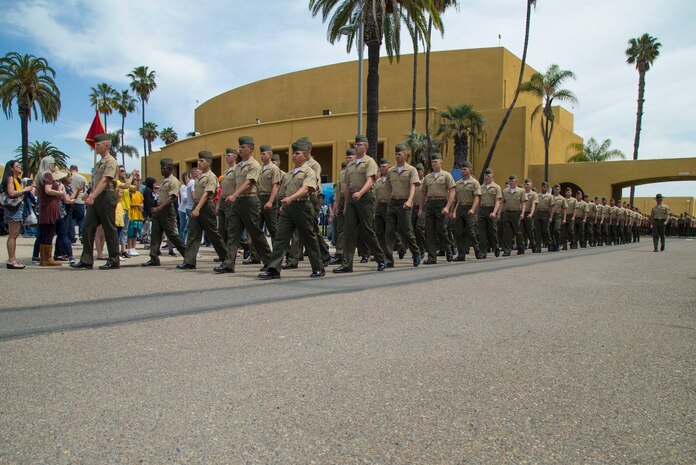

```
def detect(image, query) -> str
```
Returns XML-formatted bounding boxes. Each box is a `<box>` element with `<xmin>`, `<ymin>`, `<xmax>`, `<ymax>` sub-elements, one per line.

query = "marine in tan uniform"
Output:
<box><xmin>451</xmin><ymin>160</ymin><xmax>481</xmax><ymax>261</ymax></box>
<box><xmin>334</xmin><ymin>134</ymin><xmax>386</xmax><ymax>272</ymax></box>
<box><xmin>384</xmin><ymin>143</ymin><xmax>422</xmax><ymax>267</ymax></box>
<box><xmin>521</xmin><ymin>178</ymin><xmax>538</xmax><ymax>252</ymax></box>
<box><xmin>608</xmin><ymin>198</ymin><xmax>618</xmax><ymax>245</ymax></box>
<box><xmin>257</xmin><ymin>144</ymin><xmax>282</xmax><ymax>240</ymax></box>
<box><xmin>561</xmin><ymin>187</ymin><xmax>576</xmax><ymax>250</ymax></box>
<box><xmin>582</xmin><ymin>195</ymin><xmax>595</xmax><ymax>247</ymax></box>
<box><xmin>214</xmin><ymin>136</ymin><xmax>271</xmax><ymax>273</ymax></box>
<box><xmin>142</xmin><ymin>158</ymin><xmax>187</xmax><ymax>266</ymax></box>
<box><xmin>573</xmin><ymin>190</ymin><xmax>588</xmax><ymax>248</ymax></box>
<box><xmin>411</xmin><ymin>163</ymin><xmax>427</xmax><ymax>257</ymax></box>
<box><xmin>598</xmin><ymin>197</ymin><xmax>609</xmax><ymax>246</ymax></box>
<box><xmin>501</xmin><ymin>175</ymin><xmax>527</xmax><ymax>256</ymax></box>
<box><xmin>477</xmin><ymin>168</ymin><xmax>502</xmax><ymax>259</ymax></box>
<box><xmin>71</xmin><ymin>133</ymin><xmax>120</xmax><ymax>270</ymax></box>
<box><xmin>550</xmin><ymin>184</ymin><xmax>568</xmax><ymax>252</ymax></box>
<box><xmin>418</xmin><ymin>153</ymin><xmax>456</xmax><ymax>264</ymax></box>
<box><xmin>259</xmin><ymin>140</ymin><xmax>325</xmax><ymax>279</ymax></box>
<box><xmin>178</xmin><ymin>151</ymin><xmax>227</xmax><ymax>269</ymax></box>
<box><xmin>533</xmin><ymin>181</ymin><xmax>553</xmax><ymax>252</ymax></box>
<box><xmin>373</xmin><ymin>158</ymin><xmax>392</xmax><ymax>266</ymax></box>
<box><xmin>217</xmin><ymin>148</ymin><xmax>238</xmax><ymax>254</ymax></box>
<box><xmin>329</xmin><ymin>151</ymin><xmax>354</xmax><ymax>265</ymax></box>
<box><xmin>651</xmin><ymin>193</ymin><xmax>670</xmax><ymax>252</ymax></box>
<box><xmin>616</xmin><ymin>201</ymin><xmax>626</xmax><ymax>245</ymax></box>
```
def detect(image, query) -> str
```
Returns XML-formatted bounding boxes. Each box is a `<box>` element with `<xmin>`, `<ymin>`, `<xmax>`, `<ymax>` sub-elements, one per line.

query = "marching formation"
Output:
<box><xmin>1</xmin><ymin>133</ymin><xmax>679</xmax><ymax>274</ymax></box>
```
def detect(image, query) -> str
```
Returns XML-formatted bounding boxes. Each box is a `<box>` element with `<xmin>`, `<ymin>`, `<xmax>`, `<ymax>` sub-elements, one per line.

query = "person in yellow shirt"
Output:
<box><xmin>115</xmin><ymin>189</ymin><xmax>125</xmax><ymax>260</ymax></box>
<box><xmin>127</xmin><ymin>188</ymin><xmax>144</xmax><ymax>256</ymax></box>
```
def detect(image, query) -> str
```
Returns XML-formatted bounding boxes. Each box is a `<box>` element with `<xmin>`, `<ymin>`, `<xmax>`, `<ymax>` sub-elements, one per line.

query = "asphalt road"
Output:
<box><xmin>0</xmin><ymin>237</ymin><xmax>694</xmax><ymax>464</ymax></box>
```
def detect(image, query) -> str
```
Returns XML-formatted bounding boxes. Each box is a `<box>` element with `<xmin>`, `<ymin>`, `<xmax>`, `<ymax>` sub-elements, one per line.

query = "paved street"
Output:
<box><xmin>0</xmin><ymin>237</ymin><xmax>694</xmax><ymax>464</ymax></box>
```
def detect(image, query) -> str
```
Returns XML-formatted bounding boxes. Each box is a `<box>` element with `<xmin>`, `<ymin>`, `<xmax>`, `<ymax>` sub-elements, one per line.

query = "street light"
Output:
<box><xmin>339</xmin><ymin>21</ymin><xmax>364</xmax><ymax>135</ymax></box>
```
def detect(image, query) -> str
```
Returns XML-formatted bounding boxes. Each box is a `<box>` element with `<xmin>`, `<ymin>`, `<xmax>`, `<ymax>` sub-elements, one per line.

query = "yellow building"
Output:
<box><xmin>149</xmin><ymin>47</ymin><xmax>581</xmax><ymax>182</ymax></box>
<box><xmin>148</xmin><ymin>46</ymin><xmax>696</xmax><ymax>202</ymax></box>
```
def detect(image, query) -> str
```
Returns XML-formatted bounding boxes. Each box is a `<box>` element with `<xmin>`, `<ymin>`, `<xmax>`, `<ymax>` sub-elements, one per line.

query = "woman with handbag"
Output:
<box><xmin>1</xmin><ymin>160</ymin><xmax>33</xmax><ymax>269</ymax></box>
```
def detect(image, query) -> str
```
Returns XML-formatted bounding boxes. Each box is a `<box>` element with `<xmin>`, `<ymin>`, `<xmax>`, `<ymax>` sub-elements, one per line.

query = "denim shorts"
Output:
<box><xmin>3</xmin><ymin>204</ymin><xmax>25</xmax><ymax>223</ymax></box>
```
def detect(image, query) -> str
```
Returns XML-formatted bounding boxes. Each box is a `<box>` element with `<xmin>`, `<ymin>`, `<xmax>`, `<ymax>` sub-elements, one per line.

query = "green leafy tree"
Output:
<box><xmin>160</xmin><ymin>127</ymin><xmax>178</xmax><ymax>145</ymax></box>
<box><xmin>0</xmin><ymin>52</ymin><xmax>61</xmax><ymax>175</ymax></box>
<box><xmin>108</xmin><ymin>130</ymin><xmax>139</xmax><ymax>167</ymax></box>
<box><xmin>436</xmin><ymin>104</ymin><xmax>486</xmax><ymax>168</ymax></box>
<box><xmin>127</xmin><ymin>66</ymin><xmax>156</xmax><ymax>176</ymax></box>
<box><xmin>139</xmin><ymin>122</ymin><xmax>159</xmax><ymax>154</ymax></box>
<box><xmin>89</xmin><ymin>82</ymin><xmax>118</xmax><ymax>131</ymax></box>
<box><xmin>520</xmin><ymin>64</ymin><xmax>577</xmax><ymax>182</ymax></box>
<box><xmin>626</xmin><ymin>33</ymin><xmax>661</xmax><ymax>205</ymax></box>
<box><xmin>424</xmin><ymin>0</ymin><xmax>458</xmax><ymax>155</ymax></box>
<box><xmin>402</xmin><ymin>8</ymin><xmax>428</xmax><ymax>131</ymax></box>
<box><xmin>567</xmin><ymin>137</ymin><xmax>625</xmax><ymax>162</ymax></box>
<box><xmin>15</xmin><ymin>140</ymin><xmax>68</xmax><ymax>177</ymax></box>
<box><xmin>404</xmin><ymin>129</ymin><xmax>440</xmax><ymax>170</ymax></box>
<box><xmin>309</xmin><ymin>0</ymin><xmax>442</xmax><ymax>157</ymax></box>
<box><xmin>114</xmin><ymin>89</ymin><xmax>137</xmax><ymax>149</ymax></box>
<box><xmin>479</xmin><ymin>0</ymin><xmax>537</xmax><ymax>181</ymax></box>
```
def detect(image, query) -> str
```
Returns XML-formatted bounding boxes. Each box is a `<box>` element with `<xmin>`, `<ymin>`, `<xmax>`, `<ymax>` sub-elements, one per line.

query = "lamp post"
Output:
<box><xmin>339</xmin><ymin>21</ymin><xmax>364</xmax><ymax>135</ymax></box>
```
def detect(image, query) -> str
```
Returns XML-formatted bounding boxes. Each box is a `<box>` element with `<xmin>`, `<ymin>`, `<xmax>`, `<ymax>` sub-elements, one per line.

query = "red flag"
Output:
<box><xmin>85</xmin><ymin>110</ymin><xmax>105</xmax><ymax>148</ymax></box>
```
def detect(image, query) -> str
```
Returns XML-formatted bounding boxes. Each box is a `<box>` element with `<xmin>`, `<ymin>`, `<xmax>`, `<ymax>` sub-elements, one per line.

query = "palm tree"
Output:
<box><xmin>160</xmin><ymin>127</ymin><xmax>178</xmax><ymax>145</ymax></box>
<box><xmin>108</xmin><ymin>130</ymin><xmax>139</xmax><ymax>167</ymax></box>
<box><xmin>89</xmin><ymin>83</ymin><xmax>118</xmax><ymax>131</ymax></box>
<box><xmin>479</xmin><ymin>0</ymin><xmax>537</xmax><ymax>181</ymax></box>
<box><xmin>404</xmin><ymin>129</ymin><xmax>440</xmax><ymax>170</ymax></box>
<box><xmin>139</xmin><ymin>122</ymin><xmax>159</xmax><ymax>154</ymax></box>
<box><xmin>567</xmin><ymin>137</ymin><xmax>625</xmax><ymax>163</ymax></box>
<box><xmin>127</xmin><ymin>65</ymin><xmax>156</xmax><ymax>176</ymax></box>
<box><xmin>15</xmin><ymin>140</ymin><xmax>68</xmax><ymax>177</ymax></box>
<box><xmin>424</xmin><ymin>0</ymin><xmax>459</xmax><ymax>155</ymax></box>
<box><xmin>436</xmin><ymin>104</ymin><xmax>486</xmax><ymax>168</ymax></box>
<box><xmin>309</xmin><ymin>0</ymin><xmax>442</xmax><ymax>157</ymax></box>
<box><xmin>0</xmin><ymin>52</ymin><xmax>61</xmax><ymax>175</ymax></box>
<box><xmin>520</xmin><ymin>64</ymin><xmax>577</xmax><ymax>182</ymax></box>
<box><xmin>626</xmin><ymin>33</ymin><xmax>661</xmax><ymax>205</ymax></box>
<box><xmin>114</xmin><ymin>89</ymin><xmax>137</xmax><ymax>149</ymax></box>
<box><xmin>402</xmin><ymin>9</ymin><xmax>428</xmax><ymax>131</ymax></box>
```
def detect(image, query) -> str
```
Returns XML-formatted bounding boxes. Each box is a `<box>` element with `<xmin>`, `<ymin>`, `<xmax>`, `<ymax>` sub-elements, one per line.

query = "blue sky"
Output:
<box><xmin>1</xmin><ymin>0</ymin><xmax>695</xmax><ymax>197</ymax></box>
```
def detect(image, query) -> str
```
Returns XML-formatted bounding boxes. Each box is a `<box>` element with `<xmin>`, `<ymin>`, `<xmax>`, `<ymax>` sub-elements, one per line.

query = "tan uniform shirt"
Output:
<box><xmin>306</xmin><ymin>157</ymin><xmax>322</xmax><ymax>183</ymax></box>
<box><xmin>537</xmin><ymin>192</ymin><xmax>553</xmax><ymax>212</ymax></box>
<box><xmin>220</xmin><ymin>166</ymin><xmax>237</xmax><ymax>198</ymax></box>
<box><xmin>565</xmin><ymin>197</ymin><xmax>577</xmax><ymax>217</ymax></box>
<box><xmin>421</xmin><ymin>171</ymin><xmax>455</xmax><ymax>199</ymax></box>
<box><xmin>386</xmin><ymin>163</ymin><xmax>420</xmax><ymax>200</ymax></box>
<box><xmin>480</xmin><ymin>182</ymin><xmax>503</xmax><ymax>207</ymax></box>
<box><xmin>235</xmin><ymin>158</ymin><xmax>262</xmax><ymax>196</ymax></box>
<box><xmin>334</xmin><ymin>169</ymin><xmax>346</xmax><ymax>204</ymax></box>
<box><xmin>94</xmin><ymin>154</ymin><xmax>118</xmax><ymax>190</ymax></box>
<box><xmin>258</xmin><ymin>163</ymin><xmax>282</xmax><ymax>195</ymax></box>
<box><xmin>552</xmin><ymin>195</ymin><xmax>568</xmax><ymax>214</ymax></box>
<box><xmin>586</xmin><ymin>202</ymin><xmax>597</xmax><ymax>220</ymax></box>
<box><xmin>194</xmin><ymin>170</ymin><xmax>218</xmax><ymax>201</ymax></box>
<box><xmin>617</xmin><ymin>206</ymin><xmax>625</xmax><ymax>222</ymax></box>
<box><xmin>651</xmin><ymin>204</ymin><xmax>670</xmax><ymax>220</ymax></box>
<box><xmin>502</xmin><ymin>186</ymin><xmax>525</xmax><ymax>211</ymax></box>
<box><xmin>373</xmin><ymin>176</ymin><xmax>390</xmax><ymax>203</ymax></box>
<box><xmin>575</xmin><ymin>200</ymin><xmax>589</xmax><ymax>218</ymax></box>
<box><xmin>345</xmin><ymin>156</ymin><xmax>379</xmax><ymax>192</ymax></box>
<box><xmin>159</xmin><ymin>174</ymin><xmax>180</xmax><ymax>204</ymax></box>
<box><xmin>280</xmin><ymin>164</ymin><xmax>318</xmax><ymax>199</ymax></box>
<box><xmin>454</xmin><ymin>177</ymin><xmax>481</xmax><ymax>206</ymax></box>
<box><xmin>524</xmin><ymin>190</ymin><xmax>539</xmax><ymax>214</ymax></box>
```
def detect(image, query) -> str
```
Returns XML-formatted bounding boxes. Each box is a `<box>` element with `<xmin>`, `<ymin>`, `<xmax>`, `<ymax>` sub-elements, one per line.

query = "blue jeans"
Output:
<box><xmin>54</xmin><ymin>217</ymin><xmax>73</xmax><ymax>258</ymax></box>
<box><xmin>178</xmin><ymin>210</ymin><xmax>189</xmax><ymax>244</ymax></box>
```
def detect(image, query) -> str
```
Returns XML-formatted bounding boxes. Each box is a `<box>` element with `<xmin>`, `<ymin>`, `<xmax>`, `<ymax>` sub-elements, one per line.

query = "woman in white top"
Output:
<box><xmin>178</xmin><ymin>172</ymin><xmax>190</xmax><ymax>243</ymax></box>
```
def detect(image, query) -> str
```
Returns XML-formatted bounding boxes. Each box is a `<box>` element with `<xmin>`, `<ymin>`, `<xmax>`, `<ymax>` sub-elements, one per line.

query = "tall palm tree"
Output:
<box><xmin>626</xmin><ymin>33</ymin><xmax>661</xmax><ymax>205</ymax></box>
<box><xmin>114</xmin><ymin>89</ymin><xmax>137</xmax><ymax>149</ymax></box>
<box><xmin>479</xmin><ymin>0</ymin><xmax>537</xmax><ymax>181</ymax></box>
<box><xmin>402</xmin><ymin>8</ymin><xmax>428</xmax><ymax>131</ymax></box>
<box><xmin>309</xmin><ymin>0</ymin><xmax>442</xmax><ymax>157</ymax></box>
<box><xmin>0</xmin><ymin>52</ymin><xmax>61</xmax><ymax>175</ymax></box>
<box><xmin>108</xmin><ymin>130</ymin><xmax>139</xmax><ymax>167</ymax></box>
<box><xmin>567</xmin><ymin>137</ymin><xmax>625</xmax><ymax>163</ymax></box>
<box><xmin>139</xmin><ymin>122</ymin><xmax>159</xmax><ymax>154</ymax></box>
<box><xmin>127</xmin><ymin>66</ymin><xmax>156</xmax><ymax>176</ymax></box>
<box><xmin>160</xmin><ymin>127</ymin><xmax>178</xmax><ymax>145</ymax></box>
<box><xmin>424</xmin><ymin>0</ymin><xmax>458</xmax><ymax>155</ymax></box>
<box><xmin>436</xmin><ymin>104</ymin><xmax>486</xmax><ymax>168</ymax></box>
<box><xmin>520</xmin><ymin>64</ymin><xmax>577</xmax><ymax>182</ymax></box>
<box><xmin>89</xmin><ymin>82</ymin><xmax>118</xmax><ymax>131</ymax></box>
<box><xmin>14</xmin><ymin>140</ymin><xmax>68</xmax><ymax>177</ymax></box>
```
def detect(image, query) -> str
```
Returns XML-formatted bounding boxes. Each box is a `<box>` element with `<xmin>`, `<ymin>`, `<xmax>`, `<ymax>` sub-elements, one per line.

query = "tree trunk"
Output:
<box><xmin>411</xmin><ymin>39</ymin><xmax>418</xmax><ymax>132</ymax></box>
<box><xmin>141</xmin><ymin>100</ymin><xmax>147</xmax><ymax>178</ymax></box>
<box><xmin>478</xmin><ymin>0</ymin><xmax>534</xmax><ymax>182</ymax></box>
<box><xmin>366</xmin><ymin>40</ymin><xmax>380</xmax><ymax>158</ymax></box>
<box><xmin>103</xmin><ymin>112</ymin><xmax>108</xmax><ymax>132</ymax></box>
<box><xmin>20</xmin><ymin>108</ymin><xmax>29</xmax><ymax>176</ymax></box>
<box><xmin>121</xmin><ymin>114</ymin><xmax>126</xmax><ymax>167</ymax></box>
<box><xmin>630</xmin><ymin>68</ymin><xmax>646</xmax><ymax>206</ymax></box>
<box><xmin>454</xmin><ymin>135</ymin><xmax>468</xmax><ymax>168</ymax></box>
<box><xmin>543</xmin><ymin>114</ymin><xmax>553</xmax><ymax>182</ymax></box>
<box><xmin>425</xmin><ymin>17</ymin><xmax>432</xmax><ymax>157</ymax></box>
